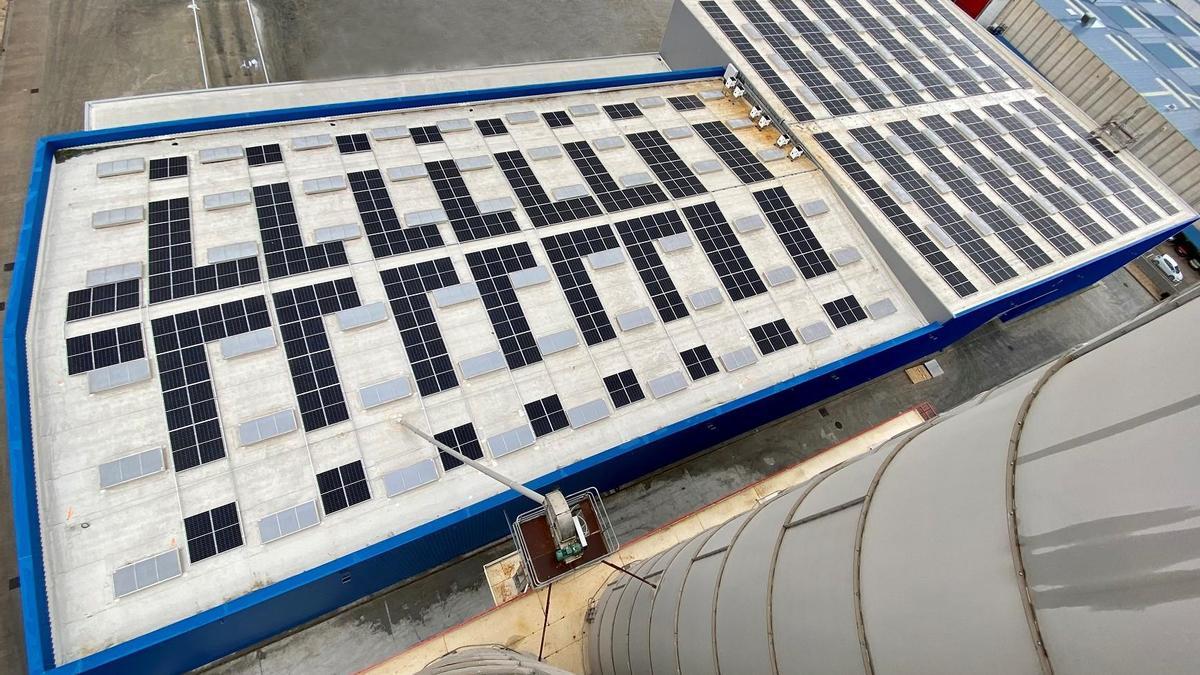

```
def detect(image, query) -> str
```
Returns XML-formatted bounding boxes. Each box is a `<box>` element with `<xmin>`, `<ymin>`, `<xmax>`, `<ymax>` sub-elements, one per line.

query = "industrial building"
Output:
<box><xmin>983</xmin><ymin>0</ymin><xmax>1200</xmax><ymax>214</ymax></box>
<box><xmin>3</xmin><ymin>0</ymin><xmax>1194</xmax><ymax>673</ymax></box>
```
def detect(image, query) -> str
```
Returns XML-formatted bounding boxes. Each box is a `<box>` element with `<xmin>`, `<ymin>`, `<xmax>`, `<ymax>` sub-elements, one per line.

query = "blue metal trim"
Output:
<box><xmin>5</xmin><ymin>138</ymin><xmax>56</xmax><ymax>674</ymax></box>
<box><xmin>4</xmin><ymin>66</ymin><xmax>724</xmax><ymax>675</ymax></box>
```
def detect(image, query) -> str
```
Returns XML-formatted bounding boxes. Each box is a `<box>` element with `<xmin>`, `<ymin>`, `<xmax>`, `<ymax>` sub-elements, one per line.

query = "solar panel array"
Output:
<box><xmin>40</xmin><ymin>12</ymin><xmax>1184</xmax><ymax>645</ymax></box>
<box><xmin>684</xmin><ymin>0</ymin><xmax>1181</xmax><ymax>307</ymax></box>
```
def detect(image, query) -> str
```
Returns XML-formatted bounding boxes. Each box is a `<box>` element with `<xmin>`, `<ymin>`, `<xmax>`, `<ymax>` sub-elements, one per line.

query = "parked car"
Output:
<box><xmin>1154</xmin><ymin>254</ymin><xmax>1184</xmax><ymax>282</ymax></box>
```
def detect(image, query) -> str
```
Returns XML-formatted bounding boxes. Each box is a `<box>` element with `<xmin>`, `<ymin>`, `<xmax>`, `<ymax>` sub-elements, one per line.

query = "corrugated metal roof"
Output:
<box><xmin>1030</xmin><ymin>0</ymin><xmax>1200</xmax><ymax>144</ymax></box>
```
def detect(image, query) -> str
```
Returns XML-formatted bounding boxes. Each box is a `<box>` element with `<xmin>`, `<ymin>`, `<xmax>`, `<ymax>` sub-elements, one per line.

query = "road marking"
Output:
<box><xmin>188</xmin><ymin>2</ymin><xmax>211</xmax><ymax>89</ymax></box>
<box><xmin>246</xmin><ymin>0</ymin><xmax>271</xmax><ymax>83</ymax></box>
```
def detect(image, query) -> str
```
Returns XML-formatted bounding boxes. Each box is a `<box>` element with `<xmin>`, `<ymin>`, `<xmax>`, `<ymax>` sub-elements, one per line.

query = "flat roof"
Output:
<box><xmin>33</xmin><ymin>76</ymin><xmax>929</xmax><ymax>662</ymax></box>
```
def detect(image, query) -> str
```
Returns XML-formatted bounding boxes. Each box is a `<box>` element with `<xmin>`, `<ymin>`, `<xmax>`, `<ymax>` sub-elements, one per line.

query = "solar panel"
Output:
<box><xmin>785</xmin><ymin>0</ymin><xmax>923</xmax><ymax>106</ymax></box>
<box><xmin>626</xmin><ymin>130</ymin><xmax>707</xmax><ymax>199</ymax></box>
<box><xmin>752</xmin><ymin>0</ymin><xmax>894</xmax><ymax>110</ymax></box>
<box><xmin>950</xmin><ymin>110</ymin><xmax>1112</xmax><ymax>245</ymax></box>
<box><xmin>892</xmin><ymin>0</ymin><xmax>1010</xmax><ymax>91</ymax></box>
<box><xmin>465</xmin><ymin>243</ymin><xmax>542</xmax><ymax>370</ymax></box>
<box><xmin>541</xmin><ymin>225</ymin><xmax>621</xmax><ymax>345</ymax></box>
<box><xmin>147</xmin><ymin>198</ymin><xmax>260</xmax><ymax>303</ymax></box>
<box><xmin>542</xmin><ymin>110</ymin><xmax>573</xmax><ymax>128</ymax></box>
<box><xmin>1035</xmin><ymin>97</ymin><xmax>1175</xmax><ymax>214</ymax></box>
<box><xmin>184</xmin><ymin>503</ymin><xmax>242</xmax><ymax>563</ymax></box>
<box><xmin>475</xmin><ymin>118</ymin><xmax>508</xmax><ymax>137</ymax></box>
<box><xmin>908</xmin><ymin>0</ymin><xmax>1029</xmax><ymax>88</ymax></box>
<box><xmin>698</xmin><ymin>0</ymin><xmax>815</xmax><ymax>120</ymax></box>
<box><xmin>380</xmin><ymin>257</ymin><xmax>461</xmax><ymax>396</ymax></box>
<box><xmin>885</xmin><ymin>119</ymin><xmax>1053</xmax><ymax>270</ymax></box>
<box><xmin>823</xmin><ymin>294</ymin><xmax>868</xmax><ymax>328</ymax></box>
<box><xmin>411</xmin><ymin>125</ymin><xmax>444</xmax><ymax>145</ymax></box>
<box><xmin>245</xmin><ymin>143</ymin><xmax>283</xmax><ymax>167</ymax></box>
<box><xmin>603</xmin><ymin>369</ymin><xmax>645</xmax><ymax>409</ymax></box>
<box><xmin>335</xmin><ymin>133</ymin><xmax>371</xmax><ymax>154</ymax></box>
<box><xmin>733</xmin><ymin>0</ymin><xmax>864</xmax><ymax>114</ymax></box>
<box><xmin>680</xmin><ymin>344</ymin><xmax>720</xmax><ymax>381</ymax></box>
<box><xmin>829</xmin><ymin>0</ymin><xmax>956</xmax><ymax>100</ymax></box>
<box><xmin>692</xmin><ymin>122</ymin><xmax>773</xmax><ymax>184</ymax></box>
<box><xmin>148</xmin><ymin>156</ymin><xmax>188</xmax><ymax>180</ymax></box>
<box><xmin>603</xmin><ymin>102</ymin><xmax>643</xmax><ymax>120</ymax></box>
<box><xmin>681</xmin><ymin>201</ymin><xmax>768</xmax><ymax>301</ymax></box>
<box><xmin>434</xmin><ymin>423</ymin><xmax>485</xmax><ymax>471</ymax></box>
<box><xmin>848</xmin><ymin>126</ymin><xmax>1018</xmax><ymax>284</ymax></box>
<box><xmin>799</xmin><ymin>320</ymin><xmax>832</xmax><ymax>343</ymax></box>
<box><xmin>1010</xmin><ymin>100</ymin><xmax>1159</xmax><ymax>224</ymax></box>
<box><xmin>752</xmin><ymin>186</ymin><xmax>838</xmax><ymax>279</ymax></box>
<box><xmin>150</xmin><ymin>297</ymin><xmax>270</xmax><ymax>471</ymax></box>
<box><xmin>563</xmin><ymin>141</ymin><xmax>669</xmax><ymax>212</ymax></box>
<box><xmin>525</xmin><ymin>395</ymin><xmax>570</xmax><ymax>437</ymax></box>
<box><xmin>920</xmin><ymin>114</ymin><xmax>1084</xmax><ymax>257</ymax></box>
<box><xmin>347</xmin><ymin>170</ymin><xmax>445</xmax><ymax>258</ymax></box>
<box><xmin>272</xmin><ymin>279</ymin><xmax>360</xmax><ymax>431</ymax></box>
<box><xmin>65</xmin><ymin>323</ymin><xmax>144</xmax><ymax>375</ymax></box>
<box><xmin>494</xmin><ymin>150</ymin><xmax>604</xmax><ymax>228</ymax></box>
<box><xmin>66</xmin><ymin>279</ymin><xmax>139</xmax><ymax>321</ymax></box>
<box><xmin>750</xmin><ymin>318</ymin><xmax>799</xmax><ymax>355</ymax></box>
<box><xmin>425</xmin><ymin>160</ymin><xmax>521</xmax><ymax>242</ymax></box>
<box><xmin>982</xmin><ymin>104</ymin><xmax>1138</xmax><ymax>234</ymax></box>
<box><xmin>613</xmin><ymin>210</ymin><xmax>691</xmax><ymax>323</ymax></box>
<box><xmin>813</xmin><ymin>131</ymin><xmax>976</xmax><ymax>297</ymax></box>
<box><xmin>238</xmin><ymin>409</ymin><xmax>298</xmax><ymax>446</ymax></box>
<box><xmin>668</xmin><ymin>94</ymin><xmax>706</xmax><ymax>111</ymax></box>
<box><xmin>317</xmin><ymin>461</ymin><xmax>372</xmax><ymax>514</ymax></box>
<box><xmin>96</xmin><ymin>157</ymin><xmax>145</xmax><ymax>178</ymax></box>
<box><xmin>870</xmin><ymin>1</ymin><xmax>985</xmax><ymax>96</ymax></box>
<box><xmin>252</xmin><ymin>182</ymin><xmax>349</xmax><ymax>279</ymax></box>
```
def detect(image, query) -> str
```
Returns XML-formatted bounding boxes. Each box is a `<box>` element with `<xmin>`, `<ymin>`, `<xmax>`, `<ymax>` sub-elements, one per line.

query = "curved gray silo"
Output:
<box><xmin>587</xmin><ymin>292</ymin><xmax>1200</xmax><ymax>675</ymax></box>
<box><xmin>415</xmin><ymin>644</ymin><xmax>576</xmax><ymax>674</ymax></box>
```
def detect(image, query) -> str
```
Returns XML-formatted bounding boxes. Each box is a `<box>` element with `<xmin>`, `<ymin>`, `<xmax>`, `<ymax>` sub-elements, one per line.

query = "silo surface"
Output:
<box><xmin>415</xmin><ymin>644</ymin><xmax>577</xmax><ymax>674</ymax></box>
<box><xmin>586</xmin><ymin>294</ymin><xmax>1200</xmax><ymax>675</ymax></box>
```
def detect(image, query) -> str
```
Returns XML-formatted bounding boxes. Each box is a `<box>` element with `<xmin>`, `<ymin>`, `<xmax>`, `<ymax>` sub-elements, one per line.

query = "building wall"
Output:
<box><xmin>993</xmin><ymin>0</ymin><xmax>1200</xmax><ymax>207</ymax></box>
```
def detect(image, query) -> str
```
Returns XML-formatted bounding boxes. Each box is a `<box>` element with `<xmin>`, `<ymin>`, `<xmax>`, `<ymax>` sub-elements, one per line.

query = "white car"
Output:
<box><xmin>1154</xmin><ymin>254</ymin><xmax>1184</xmax><ymax>283</ymax></box>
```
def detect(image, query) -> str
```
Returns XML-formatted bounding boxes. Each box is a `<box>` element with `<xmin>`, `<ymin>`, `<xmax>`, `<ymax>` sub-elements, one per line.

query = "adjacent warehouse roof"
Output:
<box><xmin>1013</xmin><ymin>0</ymin><xmax>1200</xmax><ymax>146</ymax></box>
<box><xmin>8</xmin><ymin>0</ymin><xmax>1195</xmax><ymax>671</ymax></box>
<box><xmin>984</xmin><ymin>0</ymin><xmax>1200</xmax><ymax>205</ymax></box>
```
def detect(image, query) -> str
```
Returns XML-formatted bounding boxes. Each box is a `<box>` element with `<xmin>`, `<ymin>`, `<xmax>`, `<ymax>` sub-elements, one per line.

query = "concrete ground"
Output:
<box><xmin>201</xmin><ymin>268</ymin><xmax>1162</xmax><ymax>675</ymax></box>
<box><xmin>0</xmin><ymin>1</ymin><xmax>1187</xmax><ymax>673</ymax></box>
